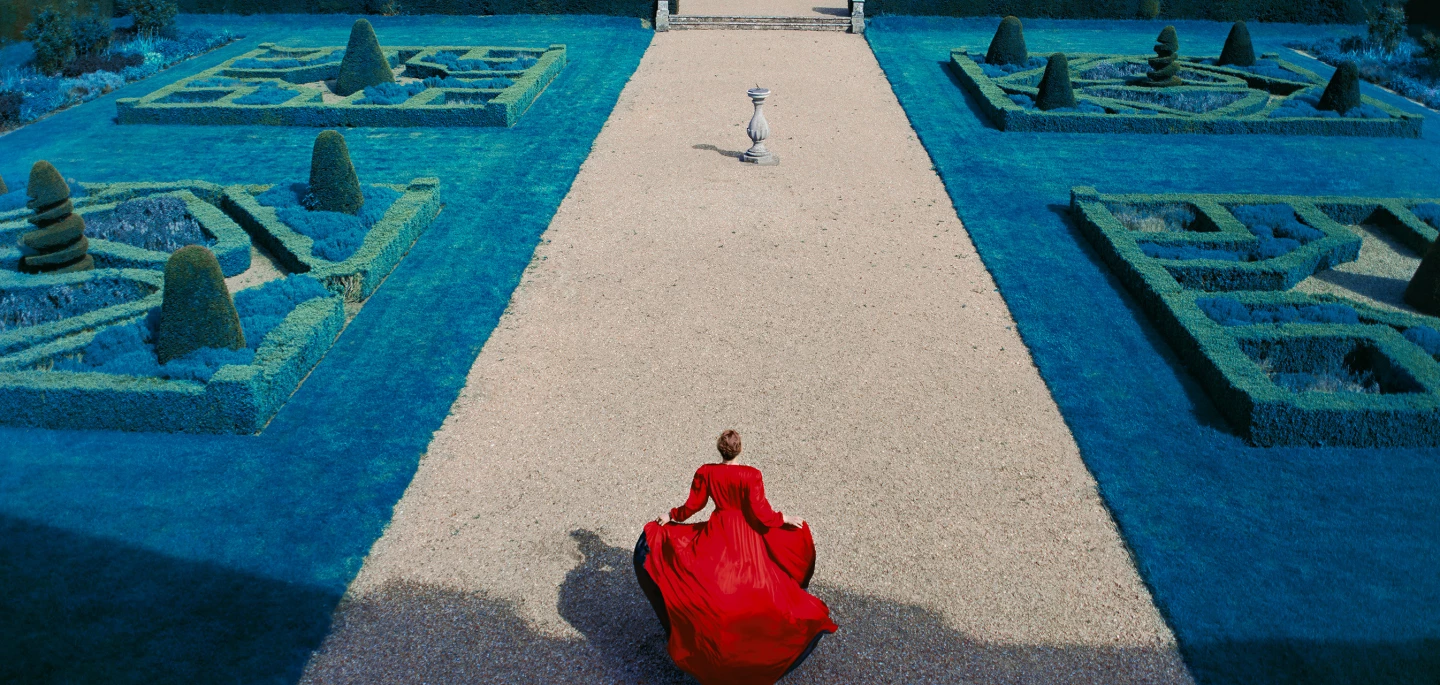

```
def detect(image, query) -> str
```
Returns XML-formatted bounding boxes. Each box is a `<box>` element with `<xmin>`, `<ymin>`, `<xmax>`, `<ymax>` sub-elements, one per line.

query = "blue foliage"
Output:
<box><xmin>54</xmin><ymin>275</ymin><xmax>328</xmax><ymax>382</ymax></box>
<box><xmin>258</xmin><ymin>182</ymin><xmax>403</xmax><ymax>261</ymax></box>
<box><xmin>421</xmin><ymin>75</ymin><xmax>513</xmax><ymax>89</ymax></box>
<box><xmin>1140</xmin><ymin>242</ymin><xmax>1242</xmax><ymax>261</ymax></box>
<box><xmin>358</xmin><ymin>81</ymin><xmax>426</xmax><ymax>105</ymax></box>
<box><xmin>232</xmin><ymin>57</ymin><xmax>301</xmax><ymax>69</ymax></box>
<box><xmin>0</xmin><ymin>189</ymin><xmax>26</xmax><ymax>212</ymax></box>
<box><xmin>1404</xmin><ymin>326</ymin><xmax>1440</xmax><ymax>357</ymax></box>
<box><xmin>1200</xmin><ymin>297</ymin><xmax>1363</xmax><ymax>326</ymax></box>
<box><xmin>1291</xmin><ymin>35</ymin><xmax>1440</xmax><ymax>111</ymax></box>
<box><xmin>430</xmin><ymin>51</ymin><xmax>538</xmax><ymax>73</ymax></box>
<box><xmin>1269</xmin><ymin>93</ymin><xmax>1391</xmax><ymax>119</ymax></box>
<box><xmin>1231</xmin><ymin>204</ymin><xmax>1324</xmax><ymax>242</ymax></box>
<box><xmin>87</xmin><ymin>196</ymin><xmax>214</xmax><ymax>252</ymax></box>
<box><xmin>189</xmin><ymin>76</ymin><xmax>240</xmax><ymax>87</ymax></box>
<box><xmin>976</xmin><ymin>54</ymin><xmax>1046</xmax><ymax>78</ymax></box>
<box><xmin>234</xmin><ymin>83</ymin><xmax>300</xmax><ymax>105</ymax></box>
<box><xmin>0</xmin><ymin>279</ymin><xmax>150</xmax><ymax>331</ymax></box>
<box><xmin>1411</xmin><ymin>203</ymin><xmax>1440</xmax><ymax>228</ymax></box>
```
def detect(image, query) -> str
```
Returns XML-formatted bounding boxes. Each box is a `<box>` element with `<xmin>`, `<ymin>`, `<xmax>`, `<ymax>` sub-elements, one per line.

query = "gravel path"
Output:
<box><xmin>300</xmin><ymin>28</ymin><xmax>1193</xmax><ymax>685</ymax></box>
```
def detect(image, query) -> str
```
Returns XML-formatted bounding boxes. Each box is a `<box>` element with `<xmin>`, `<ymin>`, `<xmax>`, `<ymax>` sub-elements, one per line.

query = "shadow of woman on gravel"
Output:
<box><xmin>304</xmin><ymin>529</ymin><xmax>1191</xmax><ymax>684</ymax></box>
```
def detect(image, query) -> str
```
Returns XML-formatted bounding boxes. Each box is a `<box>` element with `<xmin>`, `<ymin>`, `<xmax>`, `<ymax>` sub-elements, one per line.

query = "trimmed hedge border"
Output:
<box><xmin>223</xmin><ymin>177</ymin><xmax>442</xmax><ymax>302</ymax></box>
<box><xmin>117</xmin><ymin>44</ymin><xmax>567</xmax><ymax>128</ymax></box>
<box><xmin>858</xmin><ymin>0</ymin><xmax>1374</xmax><ymax>23</ymax></box>
<box><xmin>0</xmin><ymin>268</ymin><xmax>163</xmax><ymax>357</ymax></box>
<box><xmin>1071</xmin><ymin>186</ymin><xmax>1440</xmax><ymax>447</ymax></box>
<box><xmin>952</xmin><ymin>50</ymin><xmax>1423</xmax><ymax>137</ymax></box>
<box><xmin>0</xmin><ymin>291</ymin><xmax>345</xmax><ymax>434</ymax></box>
<box><xmin>174</xmin><ymin>0</ymin><xmax>673</xmax><ymax>18</ymax></box>
<box><xmin>0</xmin><ymin>189</ymin><xmax>252</xmax><ymax>277</ymax></box>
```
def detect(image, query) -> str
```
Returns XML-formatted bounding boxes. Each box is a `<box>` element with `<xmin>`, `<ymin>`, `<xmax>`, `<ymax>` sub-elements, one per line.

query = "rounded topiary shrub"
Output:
<box><xmin>1036</xmin><ymin>53</ymin><xmax>1077</xmax><ymax>111</ymax></box>
<box><xmin>1139</xmin><ymin>0</ymin><xmax>1160</xmax><ymax>19</ymax></box>
<box><xmin>1217</xmin><ymin>21</ymin><xmax>1256</xmax><ymax>67</ymax></box>
<box><xmin>309</xmin><ymin>130</ymin><xmax>364</xmax><ymax>215</ymax></box>
<box><xmin>1143</xmin><ymin>25</ymin><xmax>1182</xmax><ymax>87</ymax></box>
<box><xmin>20</xmin><ymin>161</ymin><xmax>92</xmax><ymax>274</ymax></box>
<box><xmin>1318</xmin><ymin>61</ymin><xmax>1362</xmax><ymax>114</ymax></box>
<box><xmin>335</xmin><ymin>19</ymin><xmax>395</xmax><ymax>98</ymax></box>
<box><xmin>157</xmin><ymin>245</ymin><xmax>245</xmax><ymax>364</ymax></box>
<box><xmin>986</xmin><ymin>16</ymin><xmax>1027</xmax><ymax>67</ymax></box>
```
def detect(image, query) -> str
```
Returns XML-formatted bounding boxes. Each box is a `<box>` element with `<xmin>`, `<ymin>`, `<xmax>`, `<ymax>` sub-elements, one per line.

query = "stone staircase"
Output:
<box><xmin>666</xmin><ymin>15</ymin><xmax>854</xmax><ymax>31</ymax></box>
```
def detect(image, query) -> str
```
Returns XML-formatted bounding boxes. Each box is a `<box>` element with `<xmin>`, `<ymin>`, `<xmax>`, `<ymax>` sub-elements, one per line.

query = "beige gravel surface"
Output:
<box><xmin>300</xmin><ymin>29</ymin><xmax>1194</xmax><ymax>685</ymax></box>
<box><xmin>1296</xmin><ymin>223</ymin><xmax>1424</xmax><ymax>313</ymax></box>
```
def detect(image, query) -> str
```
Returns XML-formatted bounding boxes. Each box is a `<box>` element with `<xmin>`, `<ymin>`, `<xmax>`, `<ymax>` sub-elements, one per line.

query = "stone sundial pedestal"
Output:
<box><xmin>742</xmin><ymin>87</ymin><xmax>778</xmax><ymax>166</ymax></box>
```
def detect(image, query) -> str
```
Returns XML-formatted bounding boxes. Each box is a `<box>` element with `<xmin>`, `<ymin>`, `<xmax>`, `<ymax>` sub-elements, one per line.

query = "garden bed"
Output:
<box><xmin>117</xmin><ymin>43</ymin><xmax>566</xmax><ymax>127</ymax></box>
<box><xmin>222</xmin><ymin>177</ymin><xmax>441</xmax><ymax>301</ymax></box>
<box><xmin>0</xmin><ymin>268</ymin><xmax>162</xmax><ymax>356</ymax></box>
<box><xmin>0</xmin><ymin>274</ymin><xmax>344</xmax><ymax>434</ymax></box>
<box><xmin>1072</xmin><ymin>186</ymin><xmax>1440</xmax><ymax>446</ymax></box>
<box><xmin>952</xmin><ymin>49</ymin><xmax>1422</xmax><ymax>136</ymax></box>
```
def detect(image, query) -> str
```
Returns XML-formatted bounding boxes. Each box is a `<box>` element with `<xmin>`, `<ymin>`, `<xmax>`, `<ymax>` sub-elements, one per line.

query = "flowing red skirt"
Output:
<box><xmin>641</xmin><ymin>512</ymin><xmax>838</xmax><ymax>685</ymax></box>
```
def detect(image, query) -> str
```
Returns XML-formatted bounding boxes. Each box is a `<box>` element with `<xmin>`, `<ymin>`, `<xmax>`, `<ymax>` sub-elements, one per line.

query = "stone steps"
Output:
<box><xmin>667</xmin><ymin>15</ymin><xmax>854</xmax><ymax>31</ymax></box>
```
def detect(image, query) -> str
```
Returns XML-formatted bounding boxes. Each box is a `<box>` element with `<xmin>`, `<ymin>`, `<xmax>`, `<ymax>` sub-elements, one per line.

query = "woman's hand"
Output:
<box><xmin>656</xmin><ymin>513</ymin><xmax>672</xmax><ymax>526</ymax></box>
<box><xmin>782</xmin><ymin>513</ymin><xmax>804</xmax><ymax>529</ymax></box>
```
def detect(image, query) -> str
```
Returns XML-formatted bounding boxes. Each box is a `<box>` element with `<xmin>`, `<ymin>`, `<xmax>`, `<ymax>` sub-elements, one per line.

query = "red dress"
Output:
<box><xmin>641</xmin><ymin>463</ymin><xmax>838</xmax><ymax>685</ymax></box>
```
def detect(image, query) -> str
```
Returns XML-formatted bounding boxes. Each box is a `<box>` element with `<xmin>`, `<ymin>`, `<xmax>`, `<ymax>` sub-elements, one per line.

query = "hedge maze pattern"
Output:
<box><xmin>118</xmin><ymin>43</ymin><xmax>567</xmax><ymax>127</ymax></box>
<box><xmin>954</xmin><ymin>50</ymin><xmax>1422</xmax><ymax>136</ymax></box>
<box><xmin>0</xmin><ymin>176</ymin><xmax>442</xmax><ymax>434</ymax></box>
<box><xmin>1072</xmin><ymin>187</ymin><xmax>1440</xmax><ymax>447</ymax></box>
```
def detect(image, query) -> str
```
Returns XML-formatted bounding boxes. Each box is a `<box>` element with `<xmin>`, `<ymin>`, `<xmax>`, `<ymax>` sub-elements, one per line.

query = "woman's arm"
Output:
<box><xmin>745</xmin><ymin>472</ymin><xmax>791</xmax><ymax>529</ymax></box>
<box><xmin>665</xmin><ymin>469</ymin><xmax>710</xmax><ymax>523</ymax></box>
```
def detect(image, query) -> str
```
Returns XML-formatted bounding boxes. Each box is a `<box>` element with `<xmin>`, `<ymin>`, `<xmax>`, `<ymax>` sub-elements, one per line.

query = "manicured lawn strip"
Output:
<box><xmin>0</xmin><ymin>14</ymin><xmax>650</xmax><ymax>684</ymax></box>
<box><xmin>868</xmin><ymin>17</ymin><xmax>1440</xmax><ymax>685</ymax></box>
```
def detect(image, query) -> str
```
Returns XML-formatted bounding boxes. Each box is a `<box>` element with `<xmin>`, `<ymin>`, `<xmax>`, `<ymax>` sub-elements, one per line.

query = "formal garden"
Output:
<box><xmin>1</xmin><ymin>0</ymin><xmax>1437</xmax><ymax>683</ymax></box>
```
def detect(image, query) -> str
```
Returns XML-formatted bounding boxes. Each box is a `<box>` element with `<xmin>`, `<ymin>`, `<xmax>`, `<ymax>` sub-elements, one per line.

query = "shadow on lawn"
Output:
<box><xmin>5</xmin><ymin>520</ymin><xmax>1436</xmax><ymax>684</ymax></box>
<box><xmin>300</xmin><ymin>530</ymin><xmax>1189</xmax><ymax>685</ymax></box>
<box><xmin>939</xmin><ymin>59</ymin><xmax>1001</xmax><ymax>131</ymax></box>
<box><xmin>0</xmin><ymin>514</ymin><xmax>339</xmax><ymax>685</ymax></box>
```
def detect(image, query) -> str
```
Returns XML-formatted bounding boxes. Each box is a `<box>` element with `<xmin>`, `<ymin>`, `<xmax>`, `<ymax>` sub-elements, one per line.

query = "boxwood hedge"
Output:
<box><xmin>953</xmin><ymin>49</ymin><xmax>1423</xmax><ymax>136</ymax></box>
<box><xmin>117</xmin><ymin>43</ymin><xmax>567</xmax><ymax>128</ymax></box>
<box><xmin>1072</xmin><ymin>186</ymin><xmax>1440</xmax><ymax>447</ymax></box>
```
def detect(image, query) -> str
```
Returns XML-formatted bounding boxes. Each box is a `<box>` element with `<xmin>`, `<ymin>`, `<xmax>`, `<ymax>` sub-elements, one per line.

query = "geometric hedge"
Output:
<box><xmin>1071</xmin><ymin>186</ymin><xmax>1440</xmax><ymax>446</ymax></box>
<box><xmin>956</xmin><ymin>50</ymin><xmax>1423</xmax><ymax>137</ymax></box>
<box><xmin>0</xmin><ymin>176</ymin><xmax>441</xmax><ymax>434</ymax></box>
<box><xmin>118</xmin><ymin>42</ymin><xmax>566</xmax><ymax>127</ymax></box>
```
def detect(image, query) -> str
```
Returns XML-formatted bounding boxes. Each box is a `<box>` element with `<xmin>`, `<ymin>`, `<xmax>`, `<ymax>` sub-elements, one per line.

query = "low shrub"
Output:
<box><xmin>87</xmin><ymin>196</ymin><xmax>213</xmax><ymax>252</ymax></box>
<box><xmin>54</xmin><ymin>275</ymin><xmax>328</xmax><ymax>382</ymax></box>
<box><xmin>1085</xmin><ymin>87</ymin><xmax>1246</xmax><ymax>114</ymax></box>
<box><xmin>1111</xmin><ymin>203</ymin><xmax>1195</xmax><ymax>232</ymax></box>
<box><xmin>62</xmin><ymin>53</ymin><xmax>144</xmax><ymax>78</ymax></box>
<box><xmin>430</xmin><ymin>51</ymin><xmax>536</xmax><ymax>72</ymax></box>
<box><xmin>23</xmin><ymin>10</ymin><xmax>75</xmax><ymax>76</ymax></box>
<box><xmin>0</xmin><ymin>91</ymin><xmax>21</xmax><ymax>123</ymax></box>
<box><xmin>1411</xmin><ymin>203</ymin><xmax>1440</xmax><ymax>227</ymax></box>
<box><xmin>232</xmin><ymin>57</ymin><xmax>302</xmax><ymax>68</ymax></box>
<box><xmin>1230</xmin><ymin>204</ymin><xmax>1325</xmax><ymax>242</ymax></box>
<box><xmin>190</xmin><ymin>76</ymin><xmax>241</xmax><ymax>87</ymax></box>
<box><xmin>234</xmin><ymin>83</ymin><xmax>301</xmax><ymax>105</ymax></box>
<box><xmin>1405</xmin><ymin>326</ymin><xmax>1440</xmax><ymax>356</ymax></box>
<box><xmin>358</xmin><ymin>81</ymin><xmax>425</xmax><ymax>105</ymax></box>
<box><xmin>124</xmin><ymin>0</ymin><xmax>180</xmax><ymax>38</ymax></box>
<box><xmin>71</xmin><ymin>15</ymin><xmax>113</xmax><ymax>57</ymax></box>
<box><xmin>0</xmin><ymin>279</ymin><xmax>152</xmax><ymax>332</ymax></box>
<box><xmin>1199</xmin><ymin>297</ymin><xmax>1361</xmax><ymax>326</ymax></box>
<box><xmin>421</xmin><ymin>75</ymin><xmax>512</xmax><ymax>89</ymax></box>
<box><xmin>1269</xmin><ymin>92</ymin><xmax>1390</xmax><ymax>119</ymax></box>
<box><xmin>1290</xmin><ymin>35</ymin><xmax>1440</xmax><ymax>112</ymax></box>
<box><xmin>257</xmin><ymin>182</ymin><xmax>402</xmax><ymax>261</ymax></box>
<box><xmin>1141</xmin><ymin>242</ymin><xmax>1243</xmax><ymax>261</ymax></box>
<box><xmin>1079</xmin><ymin>61</ymin><xmax>1148</xmax><ymax>80</ymax></box>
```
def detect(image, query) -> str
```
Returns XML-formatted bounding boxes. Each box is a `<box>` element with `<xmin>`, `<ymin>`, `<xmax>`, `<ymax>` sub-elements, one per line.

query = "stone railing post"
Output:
<box><xmin>656</xmin><ymin>0</ymin><xmax>670</xmax><ymax>31</ymax></box>
<box><xmin>850</xmin><ymin>0</ymin><xmax>865</xmax><ymax>34</ymax></box>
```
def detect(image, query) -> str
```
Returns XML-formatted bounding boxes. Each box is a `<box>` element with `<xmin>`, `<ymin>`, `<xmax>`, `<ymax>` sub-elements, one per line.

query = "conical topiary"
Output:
<box><xmin>157</xmin><ymin>245</ymin><xmax>245</xmax><ymax>364</ymax></box>
<box><xmin>1035</xmin><ymin>53</ymin><xmax>1077</xmax><ymax>110</ymax></box>
<box><xmin>1217</xmin><ymin>21</ymin><xmax>1256</xmax><ymax>67</ymax></box>
<box><xmin>1318</xmin><ymin>61</ymin><xmax>1361</xmax><ymax>114</ymax></box>
<box><xmin>19</xmin><ymin>161</ymin><xmax>92</xmax><ymax>274</ymax></box>
<box><xmin>1142</xmin><ymin>25</ymin><xmax>1183</xmax><ymax>87</ymax></box>
<box><xmin>985</xmin><ymin>16</ymin><xmax>1027</xmax><ymax>67</ymax></box>
<box><xmin>334</xmin><ymin>18</ymin><xmax>394</xmax><ymax>97</ymax></box>
<box><xmin>309</xmin><ymin>130</ymin><xmax>364</xmax><ymax>215</ymax></box>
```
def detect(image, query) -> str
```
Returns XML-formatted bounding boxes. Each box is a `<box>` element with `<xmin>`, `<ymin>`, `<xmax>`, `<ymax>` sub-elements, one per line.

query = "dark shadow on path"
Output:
<box><xmin>692</xmin><ymin>143</ymin><xmax>744</xmax><ymax>159</ymax></box>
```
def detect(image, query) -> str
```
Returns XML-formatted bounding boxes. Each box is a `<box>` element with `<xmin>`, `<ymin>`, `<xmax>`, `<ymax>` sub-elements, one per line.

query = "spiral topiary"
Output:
<box><xmin>157</xmin><ymin>245</ymin><xmax>245</xmax><ymax>364</ymax></box>
<box><xmin>985</xmin><ymin>16</ymin><xmax>1027</xmax><ymax>67</ymax></box>
<box><xmin>1142</xmin><ymin>25</ymin><xmax>1183</xmax><ymax>87</ymax></box>
<box><xmin>1035</xmin><ymin>53</ymin><xmax>1077</xmax><ymax>111</ymax></box>
<box><xmin>19</xmin><ymin>161</ymin><xmax>92</xmax><ymax>274</ymax></box>
<box><xmin>309</xmin><ymin>130</ymin><xmax>364</xmax><ymax>215</ymax></box>
<box><xmin>1318</xmin><ymin>61</ymin><xmax>1362</xmax><ymax>114</ymax></box>
<box><xmin>335</xmin><ymin>19</ymin><xmax>395</xmax><ymax>97</ymax></box>
<box><xmin>1217</xmin><ymin>21</ymin><xmax>1256</xmax><ymax>67</ymax></box>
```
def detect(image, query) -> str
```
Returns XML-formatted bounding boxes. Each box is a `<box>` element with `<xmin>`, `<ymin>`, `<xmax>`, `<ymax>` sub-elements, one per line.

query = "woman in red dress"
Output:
<box><xmin>635</xmin><ymin>430</ymin><xmax>838</xmax><ymax>685</ymax></box>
